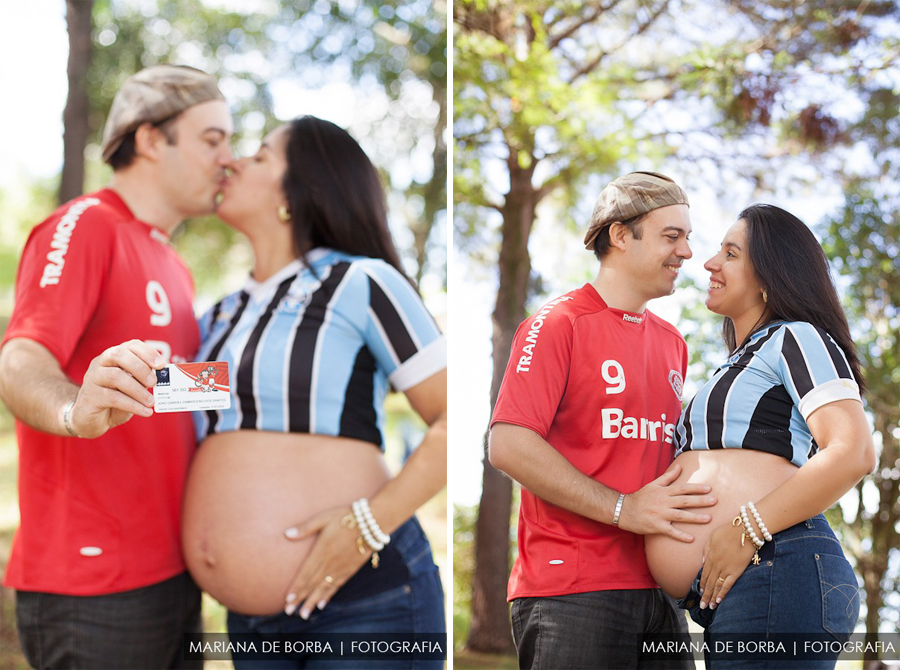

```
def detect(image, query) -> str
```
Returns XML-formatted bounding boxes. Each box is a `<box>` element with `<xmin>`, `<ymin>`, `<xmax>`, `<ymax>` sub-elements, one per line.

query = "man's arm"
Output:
<box><xmin>0</xmin><ymin>338</ymin><xmax>164</xmax><ymax>439</ymax></box>
<box><xmin>489</xmin><ymin>422</ymin><xmax>716</xmax><ymax>542</ymax></box>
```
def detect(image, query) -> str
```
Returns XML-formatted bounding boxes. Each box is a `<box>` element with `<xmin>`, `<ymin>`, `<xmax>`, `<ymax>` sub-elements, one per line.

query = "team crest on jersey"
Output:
<box><xmin>668</xmin><ymin>370</ymin><xmax>683</xmax><ymax>401</ymax></box>
<box><xmin>278</xmin><ymin>287</ymin><xmax>310</xmax><ymax>314</ymax></box>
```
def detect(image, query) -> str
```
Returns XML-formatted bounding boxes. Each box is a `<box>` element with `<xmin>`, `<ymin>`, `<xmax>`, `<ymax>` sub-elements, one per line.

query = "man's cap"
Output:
<box><xmin>100</xmin><ymin>65</ymin><xmax>225</xmax><ymax>163</ymax></box>
<box><xmin>584</xmin><ymin>171</ymin><xmax>689</xmax><ymax>250</ymax></box>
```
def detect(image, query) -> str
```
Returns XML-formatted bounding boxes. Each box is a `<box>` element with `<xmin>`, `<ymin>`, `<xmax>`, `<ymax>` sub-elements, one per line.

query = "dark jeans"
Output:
<box><xmin>511</xmin><ymin>588</ymin><xmax>693</xmax><ymax>670</ymax></box>
<box><xmin>15</xmin><ymin>571</ymin><xmax>202</xmax><ymax>670</ymax></box>
<box><xmin>677</xmin><ymin>514</ymin><xmax>860</xmax><ymax>669</ymax></box>
<box><xmin>227</xmin><ymin>516</ymin><xmax>445</xmax><ymax>669</ymax></box>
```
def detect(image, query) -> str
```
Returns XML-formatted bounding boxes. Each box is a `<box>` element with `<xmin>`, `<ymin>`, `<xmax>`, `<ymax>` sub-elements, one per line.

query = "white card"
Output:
<box><xmin>153</xmin><ymin>361</ymin><xmax>231</xmax><ymax>413</ymax></box>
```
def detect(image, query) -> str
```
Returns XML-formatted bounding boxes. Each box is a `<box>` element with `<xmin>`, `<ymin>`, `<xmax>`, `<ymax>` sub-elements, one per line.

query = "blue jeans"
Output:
<box><xmin>510</xmin><ymin>589</ymin><xmax>693</xmax><ymax>669</ymax></box>
<box><xmin>677</xmin><ymin>514</ymin><xmax>860</xmax><ymax>669</ymax></box>
<box><xmin>15</xmin><ymin>571</ymin><xmax>202</xmax><ymax>669</ymax></box>
<box><xmin>226</xmin><ymin>516</ymin><xmax>445</xmax><ymax>669</ymax></box>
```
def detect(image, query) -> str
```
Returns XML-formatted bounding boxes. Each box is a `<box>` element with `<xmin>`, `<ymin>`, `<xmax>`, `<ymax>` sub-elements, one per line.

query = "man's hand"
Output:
<box><xmin>615</xmin><ymin>464</ymin><xmax>716</xmax><ymax>542</ymax></box>
<box><xmin>70</xmin><ymin>340</ymin><xmax>165</xmax><ymax>438</ymax></box>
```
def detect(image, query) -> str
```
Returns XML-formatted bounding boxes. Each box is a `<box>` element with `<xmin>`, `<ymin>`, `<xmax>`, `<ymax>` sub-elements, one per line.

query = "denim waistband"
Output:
<box><xmin>675</xmin><ymin>513</ymin><xmax>833</xmax><ymax>625</ymax></box>
<box><xmin>743</xmin><ymin>512</ymin><xmax>832</xmax><ymax>564</ymax></box>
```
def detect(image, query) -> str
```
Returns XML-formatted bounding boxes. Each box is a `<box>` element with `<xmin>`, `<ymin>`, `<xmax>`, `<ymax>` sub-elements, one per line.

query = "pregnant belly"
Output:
<box><xmin>645</xmin><ymin>449</ymin><xmax>797</xmax><ymax>598</ymax></box>
<box><xmin>182</xmin><ymin>431</ymin><xmax>391</xmax><ymax>615</ymax></box>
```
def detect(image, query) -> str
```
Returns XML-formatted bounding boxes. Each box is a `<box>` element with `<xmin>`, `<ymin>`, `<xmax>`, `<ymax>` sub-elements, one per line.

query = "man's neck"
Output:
<box><xmin>591</xmin><ymin>266</ymin><xmax>649</xmax><ymax>314</ymax></box>
<box><xmin>108</xmin><ymin>172</ymin><xmax>183</xmax><ymax>235</ymax></box>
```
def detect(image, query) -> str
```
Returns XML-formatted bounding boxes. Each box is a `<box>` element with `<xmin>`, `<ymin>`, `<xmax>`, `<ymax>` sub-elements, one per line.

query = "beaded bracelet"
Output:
<box><xmin>358</xmin><ymin>498</ymin><xmax>391</xmax><ymax>547</ymax></box>
<box><xmin>352</xmin><ymin>500</ymin><xmax>384</xmax><ymax>552</ymax></box>
<box><xmin>747</xmin><ymin>501</ymin><xmax>773</xmax><ymax>542</ymax></box>
<box><xmin>740</xmin><ymin>505</ymin><xmax>765</xmax><ymax>548</ymax></box>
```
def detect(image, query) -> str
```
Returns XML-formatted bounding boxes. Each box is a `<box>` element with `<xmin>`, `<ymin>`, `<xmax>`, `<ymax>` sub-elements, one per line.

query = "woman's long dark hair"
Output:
<box><xmin>282</xmin><ymin>116</ymin><xmax>408</xmax><ymax>280</ymax></box>
<box><xmin>724</xmin><ymin>204</ymin><xmax>865</xmax><ymax>393</ymax></box>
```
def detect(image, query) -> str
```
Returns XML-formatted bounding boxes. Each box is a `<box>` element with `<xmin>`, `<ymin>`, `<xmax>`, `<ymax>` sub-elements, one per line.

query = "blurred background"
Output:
<box><xmin>0</xmin><ymin>1</ymin><xmax>447</xmax><ymax>668</ymax></box>
<box><xmin>452</xmin><ymin>1</ymin><xmax>899</xmax><ymax>668</ymax></box>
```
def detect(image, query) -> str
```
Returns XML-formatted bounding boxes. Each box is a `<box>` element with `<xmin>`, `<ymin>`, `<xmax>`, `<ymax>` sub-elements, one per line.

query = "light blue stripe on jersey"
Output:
<box><xmin>309</xmin><ymin>262</ymin><xmax>360</xmax><ymax>435</ymax></box>
<box><xmin>216</xmin><ymin>309</ymin><xmax>258</xmax><ymax>434</ymax></box>
<box><xmin>783</xmin><ymin>323</ymin><xmax>840</xmax><ymax>390</ymax></box>
<box><xmin>255</xmin><ymin>276</ymin><xmax>303</xmax><ymax>432</ymax></box>
<box><xmin>357</xmin><ymin>258</ymin><xmax>439</xmax><ymax>351</ymax></box>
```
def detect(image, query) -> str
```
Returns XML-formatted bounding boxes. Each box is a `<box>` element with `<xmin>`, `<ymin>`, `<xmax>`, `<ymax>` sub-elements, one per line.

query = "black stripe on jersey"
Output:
<box><xmin>208</xmin><ymin>301</ymin><xmax>223</xmax><ymax>333</ymax></box>
<box><xmin>288</xmin><ymin>262</ymin><xmax>352</xmax><ymax>433</ymax></box>
<box><xmin>339</xmin><ymin>345</ymin><xmax>382</xmax><ymax>446</ymax></box>
<box><xmin>812</xmin><ymin>324</ymin><xmax>853</xmax><ymax>379</ymax></box>
<box><xmin>368</xmin><ymin>277</ymin><xmax>417</xmax><ymax>363</ymax></box>
<box><xmin>704</xmin><ymin>327</ymin><xmax>781</xmax><ymax>449</ymax></box>
<box><xmin>743</xmin><ymin>385</ymin><xmax>794</xmax><ymax>461</ymax></box>
<box><xmin>205</xmin><ymin>292</ymin><xmax>250</xmax><ymax>433</ymax></box>
<box><xmin>238</xmin><ymin>274</ymin><xmax>298</xmax><ymax>430</ymax></box>
<box><xmin>781</xmin><ymin>328</ymin><xmax>814</xmax><ymax>398</ymax></box>
<box><xmin>681</xmin><ymin>397</ymin><xmax>695</xmax><ymax>451</ymax></box>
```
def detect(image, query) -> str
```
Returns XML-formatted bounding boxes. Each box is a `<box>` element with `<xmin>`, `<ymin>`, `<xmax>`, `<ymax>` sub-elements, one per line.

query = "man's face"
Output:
<box><xmin>157</xmin><ymin>100</ymin><xmax>233</xmax><ymax>218</ymax></box>
<box><xmin>620</xmin><ymin>204</ymin><xmax>692</xmax><ymax>301</ymax></box>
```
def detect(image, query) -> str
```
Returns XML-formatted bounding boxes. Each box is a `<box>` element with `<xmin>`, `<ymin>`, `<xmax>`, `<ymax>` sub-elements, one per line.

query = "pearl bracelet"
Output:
<box><xmin>747</xmin><ymin>501</ymin><xmax>773</xmax><ymax>542</ymax></box>
<box><xmin>357</xmin><ymin>497</ymin><xmax>391</xmax><ymax>546</ymax></box>
<box><xmin>352</xmin><ymin>499</ymin><xmax>385</xmax><ymax>552</ymax></box>
<box><xmin>740</xmin><ymin>505</ymin><xmax>765</xmax><ymax>548</ymax></box>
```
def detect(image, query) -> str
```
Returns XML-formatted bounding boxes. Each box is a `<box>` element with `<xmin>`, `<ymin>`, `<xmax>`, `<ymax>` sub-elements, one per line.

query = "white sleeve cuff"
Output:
<box><xmin>798</xmin><ymin>378</ymin><xmax>862</xmax><ymax>420</ymax></box>
<box><xmin>388</xmin><ymin>335</ymin><xmax>447</xmax><ymax>391</ymax></box>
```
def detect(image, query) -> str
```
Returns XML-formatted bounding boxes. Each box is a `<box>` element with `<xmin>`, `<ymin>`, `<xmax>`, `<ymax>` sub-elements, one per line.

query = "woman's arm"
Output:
<box><xmin>280</xmin><ymin>369</ymin><xmax>446</xmax><ymax>619</ymax></box>
<box><xmin>699</xmin><ymin>398</ymin><xmax>875</xmax><ymax>608</ymax></box>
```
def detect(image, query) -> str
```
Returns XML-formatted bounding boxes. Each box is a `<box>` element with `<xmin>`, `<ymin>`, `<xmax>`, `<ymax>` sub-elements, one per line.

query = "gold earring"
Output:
<box><xmin>762</xmin><ymin>289</ymin><xmax>768</xmax><ymax>303</ymax></box>
<box><xmin>277</xmin><ymin>205</ymin><xmax>291</xmax><ymax>222</ymax></box>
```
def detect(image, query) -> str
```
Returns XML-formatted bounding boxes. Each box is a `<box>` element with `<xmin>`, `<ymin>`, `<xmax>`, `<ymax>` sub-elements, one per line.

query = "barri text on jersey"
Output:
<box><xmin>515</xmin><ymin>296</ymin><xmax>574</xmax><ymax>373</ymax></box>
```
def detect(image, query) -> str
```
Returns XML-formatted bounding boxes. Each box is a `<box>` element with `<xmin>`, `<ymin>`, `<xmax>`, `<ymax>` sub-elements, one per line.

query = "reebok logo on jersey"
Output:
<box><xmin>622</xmin><ymin>313</ymin><xmax>643</xmax><ymax>324</ymax></box>
<box><xmin>601</xmin><ymin>408</ymin><xmax>676</xmax><ymax>444</ymax></box>
<box><xmin>516</xmin><ymin>296</ymin><xmax>574</xmax><ymax>373</ymax></box>
<box><xmin>39</xmin><ymin>197</ymin><xmax>100</xmax><ymax>288</ymax></box>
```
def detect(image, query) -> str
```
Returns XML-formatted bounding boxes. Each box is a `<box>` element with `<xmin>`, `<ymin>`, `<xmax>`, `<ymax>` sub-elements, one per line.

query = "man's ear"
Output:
<box><xmin>133</xmin><ymin>123</ymin><xmax>165</xmax><ymax>161</ymax></box>
<box><xmin>607</xmin><ymin>222</ymin><xmax>629</xmax><ymax>252</ymax></box>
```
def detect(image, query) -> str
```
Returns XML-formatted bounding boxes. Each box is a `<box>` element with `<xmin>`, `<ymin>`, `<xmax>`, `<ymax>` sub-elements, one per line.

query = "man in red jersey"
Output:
<box><xmin>490</xmin><ymin>172</ymin><xmax>717</xmax><ymax>669</ymax></box>
<box><xmin>0</xmin><ymin>65</ymin><xmax>233</xmax><ymax>668</ymax></box>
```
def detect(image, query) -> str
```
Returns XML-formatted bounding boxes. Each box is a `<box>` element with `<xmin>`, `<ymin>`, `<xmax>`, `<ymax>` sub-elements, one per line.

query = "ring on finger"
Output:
<box><xmin>324</xmin><ymin>575</ymin><xmax>334</xmax><ymax>584</ymax></box>
<box><xmin>716</xmin><ymin>576</ymin><xmax>725</xmax><ymax>582</ymax></box>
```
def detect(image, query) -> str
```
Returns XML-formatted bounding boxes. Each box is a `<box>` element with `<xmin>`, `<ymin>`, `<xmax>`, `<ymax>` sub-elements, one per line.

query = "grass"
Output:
<box><xmin>0</xmin><ymin>424</ymin><xmax>448</xmax><ymax>669</ymax></box>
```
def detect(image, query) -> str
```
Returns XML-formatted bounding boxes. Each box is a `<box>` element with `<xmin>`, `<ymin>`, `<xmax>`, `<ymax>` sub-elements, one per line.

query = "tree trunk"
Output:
<box><xmin>466</xmin><ymin>155</ymin><xmax>537</xmax><ymax>654</ymax></box>
<box><xmin>59</xmin><ymin>0</ymin><xmax>94</xmax><ymax>204</ymax></box>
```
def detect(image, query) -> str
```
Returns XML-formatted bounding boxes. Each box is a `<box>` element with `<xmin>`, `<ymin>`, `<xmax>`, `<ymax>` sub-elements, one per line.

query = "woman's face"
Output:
<box><xmin>703</xmin><ymin>219</ymin><xmax>766</xmax><ymax>318</ymax></box>
<box><xmin>216</xmin><ymin>124</ymin><xmax>291</xmax><ymax>226</ymax></box>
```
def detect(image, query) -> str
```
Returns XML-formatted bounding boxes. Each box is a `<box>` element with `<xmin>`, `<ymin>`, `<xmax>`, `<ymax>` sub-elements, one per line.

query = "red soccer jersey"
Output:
<box><xmin>2</xmin><ymin>189</ymin><xmax>199</xmax><ymax>595</ymax></box>
<box><xmin>491</xmin><ymin>284</ymin><xmax>688</xmax><ymax>600</ymax></box>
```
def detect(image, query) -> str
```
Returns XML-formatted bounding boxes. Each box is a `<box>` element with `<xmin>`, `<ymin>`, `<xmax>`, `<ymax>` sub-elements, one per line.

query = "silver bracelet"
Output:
<box><xmin>62</xmin><ymin>400</ymin><xmax>81</xmax><ymax>438</ymax></box>
<box><xmin>613</xmin><ymin>492</ymin><xmax>626</xmax><ymax>526</ymax></box>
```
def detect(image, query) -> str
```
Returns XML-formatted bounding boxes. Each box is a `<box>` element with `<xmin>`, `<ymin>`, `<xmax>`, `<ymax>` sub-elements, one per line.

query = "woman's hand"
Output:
<box><xmin>282</xmin><ymin>506</ymin><xmax>373</xmax><ymax>619</ymax></box>
<box><xmin>698</xmin><ymin>519</ymin><xmax>758</xmax><ymax>610</ymax></box>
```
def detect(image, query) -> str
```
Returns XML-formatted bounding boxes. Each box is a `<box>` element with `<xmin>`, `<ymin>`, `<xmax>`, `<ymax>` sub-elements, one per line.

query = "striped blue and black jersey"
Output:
<box><xmin>674</xmin><ymin>321</ymin><xmax>862</xmax><ymax>467</ymax></box>
<box><xmin>193</xmin><ymin>248</ymin><xmax>446</xmax><ymax>449</ymax></box>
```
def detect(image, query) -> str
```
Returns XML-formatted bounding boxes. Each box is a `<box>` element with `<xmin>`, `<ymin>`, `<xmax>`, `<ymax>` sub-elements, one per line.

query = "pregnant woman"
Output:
<box><xmin>181</xmin><ymin>116</ymin><xmax>447</xmax><ymax>668</ymax></box>
<box><xmin>645</xmin><ymin>204</ymin><xmax>875</xmax><ymax>667</ymax></box>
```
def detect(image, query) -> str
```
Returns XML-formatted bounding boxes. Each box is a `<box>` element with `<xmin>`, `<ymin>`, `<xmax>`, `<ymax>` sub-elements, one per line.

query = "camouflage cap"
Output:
<box><xmin>100</xmin><ymin>65</ymin><xmax>225</xmax><ymax>163</ymax></box>
<box><xmin>584</xmin><ymin>171</ymin><xmax>689</xmax><ymax>250</ymax></box>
